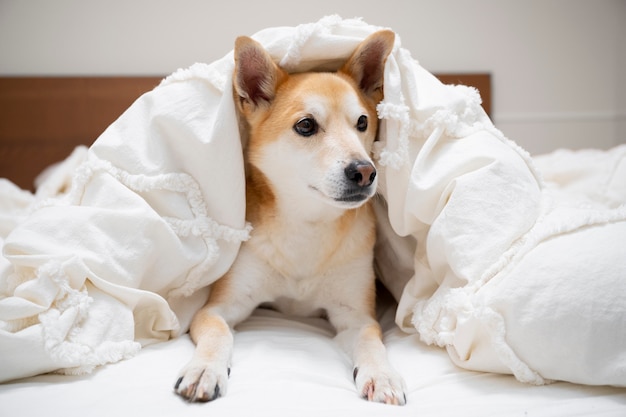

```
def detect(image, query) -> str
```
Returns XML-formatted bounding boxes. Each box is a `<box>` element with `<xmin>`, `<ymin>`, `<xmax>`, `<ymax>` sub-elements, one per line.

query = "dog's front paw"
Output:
<box><xmin>353</xmin><ymin>365</ymin><xmax>406</xmax><ymax>406</ymax></box>
<box><xmin>174</xmin><ymin>360</ymin><xmax>230</xmax><ymax>402</ymax></box>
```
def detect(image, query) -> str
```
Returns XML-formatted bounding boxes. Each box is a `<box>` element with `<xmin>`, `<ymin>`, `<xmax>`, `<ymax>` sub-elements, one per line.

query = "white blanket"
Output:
<box><xmin>1</xmin><ymin>16</ymin><xmax>625</xmax><ymax>387</ymax></box>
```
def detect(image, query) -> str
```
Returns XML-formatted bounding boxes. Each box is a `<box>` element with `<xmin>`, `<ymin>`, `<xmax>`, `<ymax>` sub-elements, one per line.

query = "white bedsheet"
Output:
<box><xmin>1</xmin><ymin>297</ymin><xmax>624</xmax><ymax>417</ymax></box>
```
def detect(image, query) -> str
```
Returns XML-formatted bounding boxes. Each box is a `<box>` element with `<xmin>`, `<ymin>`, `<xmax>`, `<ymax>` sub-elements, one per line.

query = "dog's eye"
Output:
<box><xmin>294</xmin><ymin>117</ymin><xmax>318</xmax><ymax>137</ymax></box>
<box><xmin>356</xmin><ymin>115</ymin><xmax>368</xmax><ymax>132</ymax></box>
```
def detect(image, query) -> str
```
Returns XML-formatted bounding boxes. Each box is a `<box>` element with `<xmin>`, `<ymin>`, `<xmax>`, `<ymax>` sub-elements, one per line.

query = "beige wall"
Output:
<box><xmin>1</xmin><ymin>0</ymin><xmax>624</xmax><ymax>155</ymax></box>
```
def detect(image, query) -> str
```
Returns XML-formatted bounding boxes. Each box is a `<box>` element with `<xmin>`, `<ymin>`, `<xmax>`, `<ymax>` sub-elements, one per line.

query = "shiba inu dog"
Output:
<box><xmin>174</xmin><ymin>30</ymin><xmax>406</xmax><ymax>405</ymax></box>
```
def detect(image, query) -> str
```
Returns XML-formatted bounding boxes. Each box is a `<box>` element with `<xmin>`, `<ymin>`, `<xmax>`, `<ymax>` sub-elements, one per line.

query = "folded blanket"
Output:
<box><xmin>1</xmin><ymin>15</ymin><xmax>625</xmax><ymax>387</ymax></box>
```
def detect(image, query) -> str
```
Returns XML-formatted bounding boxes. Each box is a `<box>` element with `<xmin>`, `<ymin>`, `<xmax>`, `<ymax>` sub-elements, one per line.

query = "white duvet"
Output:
<box><xmin>1</xmin><ymin>16</ymin><xmax>625</xmax><ymax>388</ymax></box>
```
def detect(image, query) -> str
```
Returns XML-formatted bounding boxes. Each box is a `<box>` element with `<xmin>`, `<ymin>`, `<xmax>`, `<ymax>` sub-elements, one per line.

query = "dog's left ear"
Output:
<box><xmin>340</xmin><ymin>30</ymin><xmax>395</xmax><ymax>103</ymax></box>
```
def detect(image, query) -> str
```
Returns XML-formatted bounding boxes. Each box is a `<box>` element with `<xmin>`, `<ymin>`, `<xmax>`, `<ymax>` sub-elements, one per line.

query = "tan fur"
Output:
<box><xmin>174</xmin><ymin>30</ymin><xmax>406</xmax><ymax>405</ymax></box>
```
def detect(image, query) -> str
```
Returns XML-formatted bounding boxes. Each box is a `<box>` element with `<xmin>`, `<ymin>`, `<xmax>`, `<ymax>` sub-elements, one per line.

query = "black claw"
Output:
<box><xmin>353</xmin><ymin>367</ymin><xmax>359</xmax><ymax>381</ymax></box>
<box><xmin>211</xmin><ymin>385</ymin><xmax>221</xmax><ymax>401</ymax></box>
<box><xmin>403</xmin><ymin>393</ymin><xmax>407</xmax><ymax>404</ymax></box>
<box><xmin>174</xmin><ymin>377</ymin><xmax>183</xmax><ymax>390</ymax></box>
<box><xmin>227</xmin><ymin>367</ymin><xmax>231</xmax><ymax>377</ymax></box>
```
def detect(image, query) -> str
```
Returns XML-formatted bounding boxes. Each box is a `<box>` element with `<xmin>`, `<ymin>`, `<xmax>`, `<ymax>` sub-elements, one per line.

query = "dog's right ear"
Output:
<box><xmin>234</xmin><ymin>36</ymin><xmax>286</xmax><ymax>111</ymax></box>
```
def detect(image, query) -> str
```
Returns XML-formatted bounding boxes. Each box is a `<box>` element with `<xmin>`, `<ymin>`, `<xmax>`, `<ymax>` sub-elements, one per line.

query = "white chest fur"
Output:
<box><xmin>242</xmin><ymin>204</ymin><xmax>376</xmax><ymax>317</ymax></box>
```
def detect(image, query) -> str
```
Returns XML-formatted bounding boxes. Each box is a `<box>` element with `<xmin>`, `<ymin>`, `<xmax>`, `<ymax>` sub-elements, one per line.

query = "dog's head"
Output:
<box><xmin>233</xmin><ymin>30</ymin><xmax>394</xmax><ymax>213</ymax></box>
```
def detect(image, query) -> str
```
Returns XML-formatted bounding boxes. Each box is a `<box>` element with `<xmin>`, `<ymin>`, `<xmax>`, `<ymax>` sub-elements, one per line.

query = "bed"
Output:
<box><xmin>1</xmin><ymin>17</ymin><xmax>625</xmax><ymax>417</ymax></box>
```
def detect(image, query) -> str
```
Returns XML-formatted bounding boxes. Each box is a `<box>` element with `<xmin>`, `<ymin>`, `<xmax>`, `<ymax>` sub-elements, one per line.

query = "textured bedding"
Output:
<box><xmin>1</xmin><ymin>15</ymin><xmax>625</xmax><ymax>411</ymax></box>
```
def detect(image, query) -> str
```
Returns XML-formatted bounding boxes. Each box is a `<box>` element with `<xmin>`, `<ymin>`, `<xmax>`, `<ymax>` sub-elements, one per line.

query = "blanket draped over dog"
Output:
<box><xmin>1</xmin><ymin>16</ymin><xmax>625</xmax><ymax>386</ymax></box>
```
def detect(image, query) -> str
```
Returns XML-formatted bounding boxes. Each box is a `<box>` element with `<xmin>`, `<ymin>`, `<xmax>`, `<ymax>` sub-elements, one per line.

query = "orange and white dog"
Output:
<box><xmin>174</xmin><ymin>30</ymin><xmax>406</xmax><ymax>405</ymax></box>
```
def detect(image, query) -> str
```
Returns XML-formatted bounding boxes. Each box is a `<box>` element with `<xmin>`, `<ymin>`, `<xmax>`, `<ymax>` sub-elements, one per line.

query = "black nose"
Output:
<box><xmin>344</xmin><ymin>161</ymin><xmax>376</xmax><ymax>188</ymax></box>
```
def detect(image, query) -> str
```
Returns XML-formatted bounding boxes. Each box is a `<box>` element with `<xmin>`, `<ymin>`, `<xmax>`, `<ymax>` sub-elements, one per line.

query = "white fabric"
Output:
<box><xmin>1</xmin><ymin>301</ymin><xmax>625</xmax><ymax>417</ymax></box>
<box><xmin>1</xmin><ymin>15</ymin><xmax>625</xmax><ymax>389</ymax></box>
<box><xmin>0</xmin><ymin>39</ymin><xmax>251</xmax><ymax>380</ymax></box>
<box><xmin>384</xmin><ymin>141</ymin><xmax>626</xmax><ymax>386</ymax></box>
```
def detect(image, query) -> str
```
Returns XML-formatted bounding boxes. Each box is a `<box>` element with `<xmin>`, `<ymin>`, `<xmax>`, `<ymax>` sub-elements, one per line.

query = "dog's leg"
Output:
<box><xmin>329</xmin><ymin>308</ymin><xmax>407</xmax><ymax>405</ymax></box>
<box><xmin>174</xmin><ymin>272</ymin><xmax>261</xmax><ymax>402</ymax></box>
<box><xmin>174</xmin><ymin>308</ymin><xmax>237</xmax><ymax>402</ymax></box>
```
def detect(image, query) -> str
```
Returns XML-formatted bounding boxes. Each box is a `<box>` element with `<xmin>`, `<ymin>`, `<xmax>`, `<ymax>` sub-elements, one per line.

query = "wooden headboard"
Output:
<box><xmin>0</xmin><ymin>73</ymin><xmax>490</xmax><ymax>191</ymax></box>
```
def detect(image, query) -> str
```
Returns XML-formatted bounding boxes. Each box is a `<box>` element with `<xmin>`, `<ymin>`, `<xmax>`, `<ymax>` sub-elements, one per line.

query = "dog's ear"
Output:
<box><xmin>234</xmin><ymin>36</ymin><xmax>286</xmax><ymax>111</ymax></box>
<box><xmin>340</xmin><ymin>30</ymin><xmax>395</xmax><ymax>103</ymax></box>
